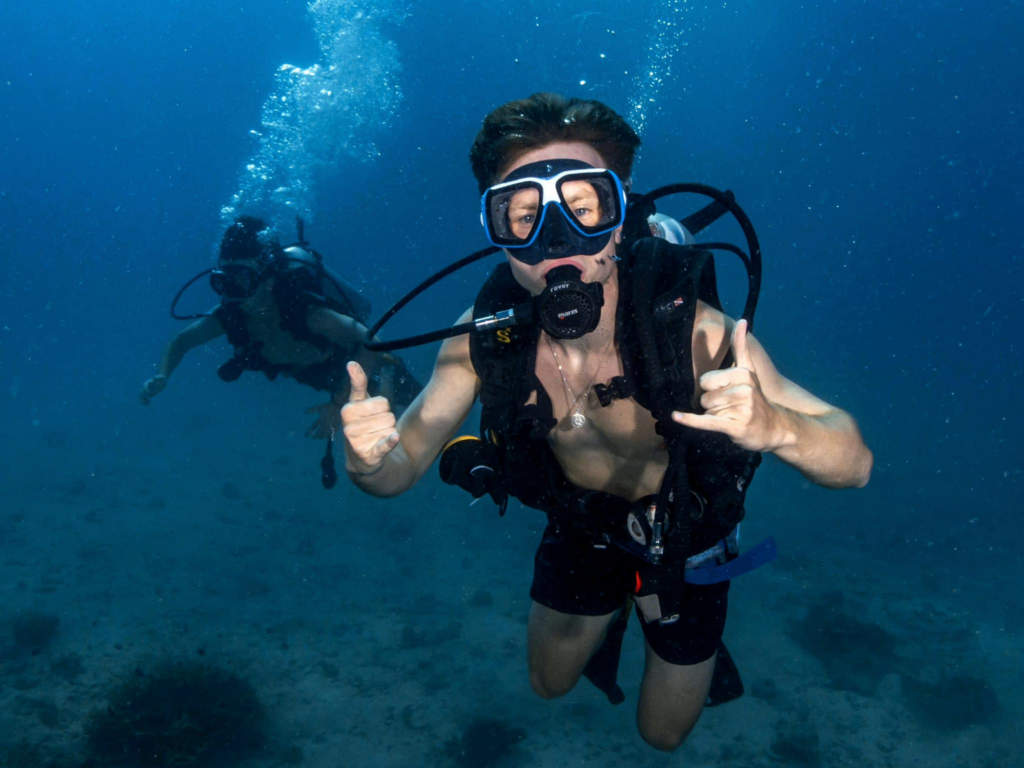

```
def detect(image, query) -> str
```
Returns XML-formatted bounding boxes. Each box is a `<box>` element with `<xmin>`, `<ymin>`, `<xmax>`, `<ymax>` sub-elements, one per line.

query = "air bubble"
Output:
<box><xmin>628</xmin><ymin>0</ymin><xmax>684</xmax><ymax>136</ymax></box>
<box><xmin>222</xmin><ymin>0</ymin><xmax>405</xmax><ymax>232</ymax></box>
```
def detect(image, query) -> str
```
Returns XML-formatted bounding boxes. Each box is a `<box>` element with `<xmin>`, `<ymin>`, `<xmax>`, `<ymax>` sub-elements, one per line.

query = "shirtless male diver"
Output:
<box><xmin>340</xmin><ymin>93</ymin><xmax>872</xmax><ymax>751</ymax></box>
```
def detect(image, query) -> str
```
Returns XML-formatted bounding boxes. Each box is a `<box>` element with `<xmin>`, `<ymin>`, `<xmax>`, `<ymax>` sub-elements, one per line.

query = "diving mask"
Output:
<box><xmin>210</xmin><ymin>260</ymin><xmax>268</xmax><ymax>300</ymax></box>
<box><xmin>481</xmin><ymin>159</ymin><xmax>626</xmax><ymax>265</ymax></box>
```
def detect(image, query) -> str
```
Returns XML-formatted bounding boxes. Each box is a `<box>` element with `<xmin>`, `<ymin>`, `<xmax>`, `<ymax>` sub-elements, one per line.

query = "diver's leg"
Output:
<box><xmin>636</xmin><ymin>642</ymin><xmax>716</xmax><ymax>751</ymax></box>
<box><xmin>526</xmin><ymin>523</ymin><xmax>629</xmax><ymax>699</ymax></box>
<box><xmin>634</xmin><ymin>575</ymin><xmax>731</xmax><ymax>751</ymax></box>
<box><xmin>527</xmin><ymin>602</ymin><xmax>618</xmax><ymax>699</ymax></box>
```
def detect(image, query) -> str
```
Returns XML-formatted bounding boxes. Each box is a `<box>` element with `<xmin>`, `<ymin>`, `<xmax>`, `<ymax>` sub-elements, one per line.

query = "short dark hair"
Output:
<box><xmin>469</xmin><ymin>93</ymin><xmax>641</xmax><ymax>193</ymax></box>
<box><xmin>219</xmin><ymin>216</ymin><xmax>270</xmax><ymax>263</ymax></box>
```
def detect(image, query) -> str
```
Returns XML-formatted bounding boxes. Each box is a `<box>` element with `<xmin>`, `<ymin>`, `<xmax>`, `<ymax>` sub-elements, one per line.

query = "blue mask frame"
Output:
<box><xmin>480</xmin><ymin>159</ymin><xmax>627</xmax><ymax>265</ymax></box>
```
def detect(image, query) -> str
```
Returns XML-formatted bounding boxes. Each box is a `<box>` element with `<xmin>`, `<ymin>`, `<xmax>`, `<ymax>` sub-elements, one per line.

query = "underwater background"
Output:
<box><xmin>1</xmin><ymin>0</ymin><xmax>1021</xmax><ymax>765</ymax></box>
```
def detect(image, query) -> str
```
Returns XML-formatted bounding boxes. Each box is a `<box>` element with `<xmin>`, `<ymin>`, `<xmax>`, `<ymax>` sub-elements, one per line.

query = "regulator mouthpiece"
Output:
<box><xmin>537</xmin><ymin>265</ymin><xmax>604</xmax><ymax>340</ymax></box>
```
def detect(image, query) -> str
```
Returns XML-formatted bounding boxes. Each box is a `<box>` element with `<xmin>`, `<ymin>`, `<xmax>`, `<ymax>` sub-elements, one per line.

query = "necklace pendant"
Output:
<box><xmin>571</xmin><ymin>412</ymin><xmax>587</xmax><ymax>429</ymax></box>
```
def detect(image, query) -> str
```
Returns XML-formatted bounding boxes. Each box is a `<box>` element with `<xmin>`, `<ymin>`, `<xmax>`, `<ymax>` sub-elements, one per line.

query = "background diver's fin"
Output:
<box><xmin>320</xmin><ymin>437</ymin><xmax>338</xmax><ymax>490</ymax></box>
<box><xmin>705</xmin><ymin>640</ymin><xmax>744</xmax><ymax>707</ymax></box>
<box><xmin>582</xmin><ymin>601</ymin><xmax>632</xmax><ymax>705</ymax></box>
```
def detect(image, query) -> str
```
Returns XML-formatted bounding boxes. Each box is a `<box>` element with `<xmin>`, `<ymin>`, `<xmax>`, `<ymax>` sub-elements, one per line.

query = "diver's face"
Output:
<box><xmin>499</xmin><ymin>142</ymin><xmax>622</xmax><ymax>296</ymax></box>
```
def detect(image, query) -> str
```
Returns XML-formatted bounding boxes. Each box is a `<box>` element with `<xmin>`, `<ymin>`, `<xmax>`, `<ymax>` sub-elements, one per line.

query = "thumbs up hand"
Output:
<box><xmin>672</xmin><ymin>319</ymin><xmax>784</xmax><ymax>453</ymax></box>
<box><xmin>340</xmin><ymin>361</ymin><xmax>400</xmax><ymax>475</ymax></box>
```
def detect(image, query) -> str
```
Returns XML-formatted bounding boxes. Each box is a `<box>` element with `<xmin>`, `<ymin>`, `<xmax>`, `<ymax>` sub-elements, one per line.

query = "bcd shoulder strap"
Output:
<box><xmin>470</xmin><ymin>263</ymin><xmax>535</xmax><ymax>434</ymax></box>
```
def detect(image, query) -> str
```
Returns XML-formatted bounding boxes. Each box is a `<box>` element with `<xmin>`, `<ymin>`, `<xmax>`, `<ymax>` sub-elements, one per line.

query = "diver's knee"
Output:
<box><xmin>638</xmin><ymin>727</ymin><xmax>687</xmax><ymax>753</ymax></box>
<box><xmin>529</xmin><ymin>669</ymin><xmax>577</xmax><ymax>700</ymax></box>
<box><xmin>638</xmin><ymin>720</ymin><xmax>696</xmax><ymax>753</ymax></box>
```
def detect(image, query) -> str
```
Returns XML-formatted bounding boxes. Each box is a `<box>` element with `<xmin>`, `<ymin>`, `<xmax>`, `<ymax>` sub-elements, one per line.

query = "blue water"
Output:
<box><xmin>1</xmin><ymin>0</ymin><xmax>1021</xmax><ymax>765</ymax></box>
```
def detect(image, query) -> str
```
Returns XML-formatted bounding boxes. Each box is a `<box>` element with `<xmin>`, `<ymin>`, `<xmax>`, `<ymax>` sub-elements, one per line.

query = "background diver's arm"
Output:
<box><xmin>140</xmin><ymin>313</ymin><xmax>226</xmax><ymax>404</ymax></box>
<box><xmin>306</xmin><ymin>306</ymin><xmax>372</xmax><ymax>351</ymax></box>
<box><xmin>307</xmin><ymin>307</ymin><xmax>391</xmax><ymax>406</ymax></box>
<box><xmin>158</xmin><ymin>313</ymin><xmax>226</xmax><ymax>378</ymax></box>
<box><xmin>343</xmin><ymin>308</ymin><xmax>480</xmax><ymax>498</ymax></box>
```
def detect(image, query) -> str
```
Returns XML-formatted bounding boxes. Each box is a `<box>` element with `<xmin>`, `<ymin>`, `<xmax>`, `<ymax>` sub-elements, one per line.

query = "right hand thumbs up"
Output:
<box><xmin>341</xmin><ymin>361</ymin><xmax>399</xmax><ymax>475</ymax></box>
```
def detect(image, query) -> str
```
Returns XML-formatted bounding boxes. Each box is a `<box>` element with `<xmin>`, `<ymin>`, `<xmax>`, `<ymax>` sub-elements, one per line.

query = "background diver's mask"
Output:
<box><xmin>209</xmin><ymin>259</ymin><xmax>270</xmax><ymax>300</ymax></box>
<box><xmin>481</xmin><ymin>159</ymin><xmax>626</xmax><ymax>266</ymax></box>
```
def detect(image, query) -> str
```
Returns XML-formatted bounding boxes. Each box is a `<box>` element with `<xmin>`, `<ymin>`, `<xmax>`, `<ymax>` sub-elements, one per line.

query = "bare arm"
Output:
<box><xmin>306</xmin><ymin>307</ymin><xmax>370</xmax><ymax>351</ymax></box>
<box><xmin>157</xmin><ymin>314</ymin><xmax>226</xmax><ymax>378</ymax></box>
<box><xmin>746</xmin><ymin>330</ymin><xmax>872</xmax><ymax>488</ymax></box>
<box><xmin>140</xmin><ymin>313</ymin><xmax>226</xmax><ymax>405</ymax></box>
<box><xmin>342</xmin><ymin>308</ymin><xmax>480</xmax><ymax>498</ymax></box>
<box><xmin>680</xmin><ymin>305</ymin><xmax>872</xmax><ymax>489</ymax></box>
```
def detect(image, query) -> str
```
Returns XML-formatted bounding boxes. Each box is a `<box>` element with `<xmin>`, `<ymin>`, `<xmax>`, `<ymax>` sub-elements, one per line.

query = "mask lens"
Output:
<box><xmin>506</xmin><ymin>187</ymin><xmax>540</xmax><ymax>240</ymax></box>
<box><xmin>557</xmin><ymin>175</ymin><xmax>619</xmax><ymax>233</ymax></box>
<box><xmin>486</xmin><ymin>183</ymin><xmax>541</xmax><ymax>245</ymax></box>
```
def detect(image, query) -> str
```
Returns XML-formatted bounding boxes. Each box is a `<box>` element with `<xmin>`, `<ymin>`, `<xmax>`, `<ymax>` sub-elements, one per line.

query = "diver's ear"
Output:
<box><xmin>614</xmin><ymin>226</ymin><xmax>623</xmax><ymax>245</ymax></box>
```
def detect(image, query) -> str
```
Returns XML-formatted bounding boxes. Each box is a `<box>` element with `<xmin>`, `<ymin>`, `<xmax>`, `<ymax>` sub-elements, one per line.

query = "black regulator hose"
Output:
<box><xmin>363</xmin><ymin>182</ymin><xmax>762</xmax><ymax>352</ymax></box>
<box><xmin>170</xmin><ymin>268</ymin><xmax>215</xmax><ymax>320</ymax></box>
<box><xmin>680</xmin><ymin>193</ymin><xmax>734</xmax><ymax>237</ymax></box>
<box><xmin>364</xmin><ymin>246</ymin><xmax>499</xmax><ymax>349</ymax></box>
<box><xmin>636</xmin><ymin>183</ymin><xmax>762</xmax><ymax>332</ymax></box>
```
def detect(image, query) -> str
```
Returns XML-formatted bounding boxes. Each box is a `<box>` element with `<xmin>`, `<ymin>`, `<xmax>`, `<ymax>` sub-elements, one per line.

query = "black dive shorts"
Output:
<box><xmin>529</xmin><ymin>523</ymin><xmax>731</xmax><ymax>666</ymax></box>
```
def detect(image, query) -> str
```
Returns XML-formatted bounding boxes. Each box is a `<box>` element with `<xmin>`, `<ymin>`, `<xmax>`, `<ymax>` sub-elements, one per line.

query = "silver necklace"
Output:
<box><xmin>546</xmin><ymin>334</ymin><xmax>614</xmax><ymax>429</ymax></box>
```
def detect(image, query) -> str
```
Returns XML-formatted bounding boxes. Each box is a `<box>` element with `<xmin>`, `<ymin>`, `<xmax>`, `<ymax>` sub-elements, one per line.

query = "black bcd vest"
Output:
<box><xmin>214</xmin><ymin>252</ymin><xmax>367</xmax><ymax>388</ymax></box>
<box><xmin>469</xmin><ymin>236</ymin><xmax>762</xmax><ymax>557</ymax></box>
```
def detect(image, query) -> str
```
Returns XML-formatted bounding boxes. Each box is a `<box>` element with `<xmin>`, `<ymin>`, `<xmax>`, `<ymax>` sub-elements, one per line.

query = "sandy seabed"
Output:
<box><xmin>1</xmin><ymin>422</ymin><xmax>1019</xmax><ymax>768</ymax></box>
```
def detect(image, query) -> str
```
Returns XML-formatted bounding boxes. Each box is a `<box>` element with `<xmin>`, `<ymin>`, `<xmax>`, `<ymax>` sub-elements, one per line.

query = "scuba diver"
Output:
<box><xmin>340</xmin><ymin>93</ymin><xmax>873</xmax><ymax>752</ymax></box>
<box><xmin>140</xmin><ymin>215</ymin><xmax>422</xmax><ymax>487</ymax></box>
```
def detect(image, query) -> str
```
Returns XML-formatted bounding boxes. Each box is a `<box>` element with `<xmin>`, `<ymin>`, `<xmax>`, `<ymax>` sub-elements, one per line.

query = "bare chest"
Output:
<box><xmin>243</xmin><ymin>308</ymin><xmax>329</xmax><ymax>366</ymax></box>
<box><xmin>533</xmin><ymin>348</ymin><xmax>668</xmax><ymax>500</ymax></box>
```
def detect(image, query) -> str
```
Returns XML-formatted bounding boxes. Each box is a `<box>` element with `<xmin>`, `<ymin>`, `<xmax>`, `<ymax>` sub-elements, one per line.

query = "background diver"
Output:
<box><xmin>339</xmin><ymin>93</ymin><xmax>872</xmax><ymax>751</ymax></box>
<box><xmin>140</xmin><ymin>215</ymin><xmax>422</xmax><ymax>484</ymax></box>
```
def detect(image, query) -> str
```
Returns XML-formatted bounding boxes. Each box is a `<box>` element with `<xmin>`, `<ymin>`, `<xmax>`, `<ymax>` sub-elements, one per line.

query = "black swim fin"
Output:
<box><xmin>217</xmin><ymin>356</ymin><xmax>245</xmax><ymax>382</ymax></box>
<box><xmin>705</xmin><ymin>641</ymin><xmax>744</xmax><ymax>707</ymax></box>
<box><xmin>321</xmin><ymin>437</ymin><xmax>338</xmax><ymax>490</ymax></box>
<box><xmin>582</xmin><ymin>601</ymin><xmax>632</xmax><ymax>705</ymax></box>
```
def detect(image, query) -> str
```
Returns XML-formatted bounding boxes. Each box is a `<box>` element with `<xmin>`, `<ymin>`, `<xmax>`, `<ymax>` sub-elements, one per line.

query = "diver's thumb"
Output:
<box><xmin>347</xmin><ymin>361</ymin><xmax>369</xmax><ymax>402</ymax></box>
